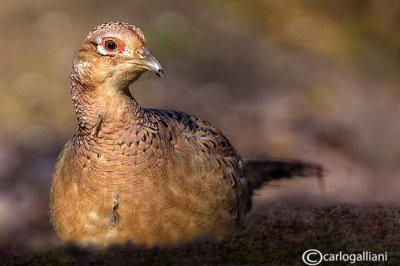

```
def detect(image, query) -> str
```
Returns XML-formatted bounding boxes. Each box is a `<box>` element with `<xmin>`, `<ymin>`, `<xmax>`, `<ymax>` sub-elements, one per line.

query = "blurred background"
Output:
<box><xmin>0</xmin><ymin>0</ymin><xmax>399</xmax><ymax>249</ymax></box>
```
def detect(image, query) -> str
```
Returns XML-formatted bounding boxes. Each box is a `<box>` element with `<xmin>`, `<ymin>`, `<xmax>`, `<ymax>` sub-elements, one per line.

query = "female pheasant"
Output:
<box><xmin>49</xmin><ymin>22</ymin><xmax>321</xmax><ymax>248</ymax></box>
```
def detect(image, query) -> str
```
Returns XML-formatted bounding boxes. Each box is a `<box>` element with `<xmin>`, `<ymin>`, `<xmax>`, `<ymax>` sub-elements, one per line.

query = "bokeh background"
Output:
<box><xmin>0</xmin><ymin>0</ymin><xmax>399</xmax><ymax>249</ymax></box>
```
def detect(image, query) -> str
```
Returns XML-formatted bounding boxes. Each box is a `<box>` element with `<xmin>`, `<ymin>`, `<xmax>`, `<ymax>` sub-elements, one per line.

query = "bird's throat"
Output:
<box><xmin>70</xmin><ymin>71</ymin><xmax>149</xmax><ymax>138</ymax></box>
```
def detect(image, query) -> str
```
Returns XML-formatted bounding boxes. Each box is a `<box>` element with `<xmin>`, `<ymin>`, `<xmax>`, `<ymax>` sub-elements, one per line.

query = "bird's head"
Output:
<box><xmin>72</xmin><ymin>22</ymin><xmax>164</xmax><ymax>90</ymax></box>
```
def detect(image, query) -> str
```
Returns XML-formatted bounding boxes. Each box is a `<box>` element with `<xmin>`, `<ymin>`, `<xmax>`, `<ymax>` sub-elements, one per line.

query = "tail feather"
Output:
<box><xmin>243</xmin><ymin>158</ymin><xmax>324</xmax><ymax>191</ymax></box>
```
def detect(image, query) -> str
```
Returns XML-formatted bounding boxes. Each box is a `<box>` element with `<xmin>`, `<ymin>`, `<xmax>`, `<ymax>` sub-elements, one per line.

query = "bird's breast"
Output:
<box><xmin>50</xmin><ymin>129</ymin><xmax>238</xmax><ymax>247</ymax></box>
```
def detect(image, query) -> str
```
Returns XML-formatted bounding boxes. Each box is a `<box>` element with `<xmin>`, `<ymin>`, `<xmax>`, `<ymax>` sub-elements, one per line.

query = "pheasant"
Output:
<box><xmin>49</xmin><ymin>22</ymin><xmax>322</xmax><ymax>248</ymax></box>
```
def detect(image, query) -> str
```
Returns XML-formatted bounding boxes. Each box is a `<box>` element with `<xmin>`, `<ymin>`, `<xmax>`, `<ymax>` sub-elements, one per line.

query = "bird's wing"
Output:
<box><xmin>145</xmin><ymin>108</ymin><xmax>251</xmax><ymax>221</ymax></box>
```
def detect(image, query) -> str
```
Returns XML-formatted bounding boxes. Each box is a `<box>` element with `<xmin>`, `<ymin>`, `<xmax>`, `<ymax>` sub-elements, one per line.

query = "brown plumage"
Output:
<box><xmin>49</xmin><ymin>22</ymin><xmax>322</xmax><ymax>248</ymax></box>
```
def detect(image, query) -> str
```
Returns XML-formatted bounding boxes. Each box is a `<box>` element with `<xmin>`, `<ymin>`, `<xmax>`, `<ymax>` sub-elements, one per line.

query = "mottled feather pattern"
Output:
<box><xmin>146</xmin><ymin>109</ymin><xmax>249</xmax><ymax>218</ymax></box>
<box><xmin>50</xmin><ymin>106</ymin><xmax>249</xmax><ymax>247</ymax></box>
<box><xmin>49</xmin><ymin>22</ymin><xmax>320</xmax><ymax>248</ymax></box>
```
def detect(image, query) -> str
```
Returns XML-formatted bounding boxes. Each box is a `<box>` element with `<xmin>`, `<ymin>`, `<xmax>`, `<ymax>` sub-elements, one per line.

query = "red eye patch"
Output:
<box><xmin>98</xmin><ymin>38</ymin><xmax>125</xmax><ymax>56</ymax></box>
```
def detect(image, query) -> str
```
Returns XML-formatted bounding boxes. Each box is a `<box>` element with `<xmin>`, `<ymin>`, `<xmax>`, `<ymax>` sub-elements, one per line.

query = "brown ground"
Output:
<box><xmin>2</xmin><ymin>204</ymin><xmax>399</xmax><ymax>265</ymax></box>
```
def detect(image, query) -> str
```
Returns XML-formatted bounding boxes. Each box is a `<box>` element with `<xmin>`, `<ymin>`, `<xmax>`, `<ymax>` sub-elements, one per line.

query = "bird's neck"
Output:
<box><xmin>70</xmin><ymin>71</ymin><xmax>151</xmax><ymax>137</ymax></box>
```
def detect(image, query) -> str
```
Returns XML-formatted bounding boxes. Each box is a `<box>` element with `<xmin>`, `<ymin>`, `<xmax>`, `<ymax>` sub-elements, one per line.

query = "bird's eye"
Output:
<box><xmin>97</xmin><ymin>38</ymin><xmax>124</xmax><ymax>56</ymax></box>
<box><xmin>104</xmin><ymin>40</ymin><xmax>117</xmax><ymax>51</ymax></box>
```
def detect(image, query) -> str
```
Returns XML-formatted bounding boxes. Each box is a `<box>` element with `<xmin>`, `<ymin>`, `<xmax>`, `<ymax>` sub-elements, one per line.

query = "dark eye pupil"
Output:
<box><xmin>105</xmin><ymin>41</ymin><xmax>116</xmax><ymax>51</ymax></box>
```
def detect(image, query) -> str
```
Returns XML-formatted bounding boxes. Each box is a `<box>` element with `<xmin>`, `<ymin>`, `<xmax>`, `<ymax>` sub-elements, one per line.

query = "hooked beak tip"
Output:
<box><xmin>144</xmin><ymin>55</ymin><xmax>164</xmax><ymax>78</ymax></box>
<box><xmin>127</xmin><ymin>49</ymin><xmax>165</xmax><ymax>77</ymax></box>
<box><xmin>156</xmin><ymin>69</ymin><xmax>165</xmax><ymax>78</ymax></box>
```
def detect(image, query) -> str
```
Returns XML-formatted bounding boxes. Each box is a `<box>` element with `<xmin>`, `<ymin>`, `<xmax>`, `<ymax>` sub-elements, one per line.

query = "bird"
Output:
<box><xmin>49</xmin><ymin>22</ymin><xmax>322</xmax><ymax>248</ymax></box>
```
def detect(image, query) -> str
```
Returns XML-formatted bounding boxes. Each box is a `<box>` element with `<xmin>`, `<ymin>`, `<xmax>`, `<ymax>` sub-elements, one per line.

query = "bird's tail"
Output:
<box><xmin>243</xmin><ymin>158</ymin><xmax>324</xmax><ymax>191</ymax></box>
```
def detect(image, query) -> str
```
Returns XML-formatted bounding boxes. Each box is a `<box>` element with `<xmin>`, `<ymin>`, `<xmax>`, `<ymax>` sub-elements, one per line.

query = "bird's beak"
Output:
<box><xmin>144</xmin><ymin>53</ymin><xmax>164</xmax><ymax>78</ymax></box>
<box><xmin>128</xmin><ymin>48</ymin><xmax>164</xmax><ymax>78</ymax></box>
